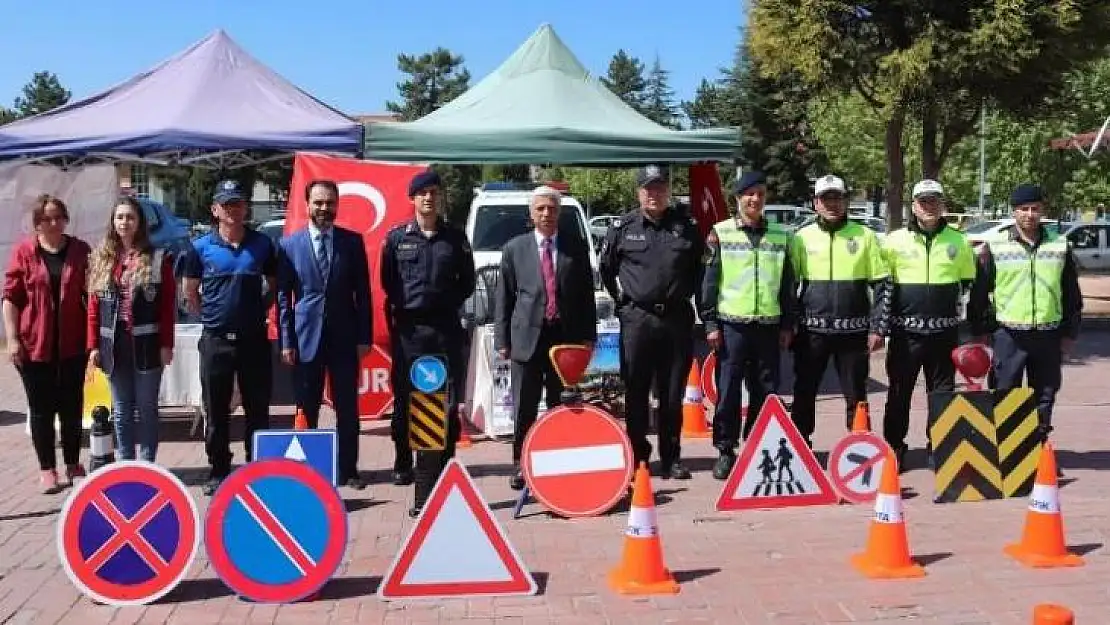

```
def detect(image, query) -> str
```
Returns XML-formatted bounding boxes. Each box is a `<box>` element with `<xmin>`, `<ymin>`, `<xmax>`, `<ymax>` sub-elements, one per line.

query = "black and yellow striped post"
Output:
<box><xmin>927</xmin><ymin>390</ymin><xmax>1004</xmax><ymax>503</ymax></box>
<box><xmin>994</xmin><ymin>387</ymin><xmax>1042</xmax><ymax>498</ymax></box>
<box><xmin>408</xmin><ymin>391</ymin><xmax>448</xmax><ymax>451</ymax></box>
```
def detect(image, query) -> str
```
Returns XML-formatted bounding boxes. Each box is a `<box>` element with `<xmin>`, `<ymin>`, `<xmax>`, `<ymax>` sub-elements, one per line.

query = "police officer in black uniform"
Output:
<box><xmin>599</xmin><ymin>164</ymin><xmax>704</xmax><ymax>480</ymax></box>
<box><xmin>380</xmin><ymin>169</ymin><xmax>476</xmax><ymax>517</ymax></box>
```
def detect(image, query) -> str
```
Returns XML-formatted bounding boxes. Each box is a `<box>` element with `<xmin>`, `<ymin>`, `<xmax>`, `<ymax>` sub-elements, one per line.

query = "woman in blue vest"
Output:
<box><xmin>87</xmin><ymin>196</ymin><xmax>176</xmax><ymax>462</ymax></box>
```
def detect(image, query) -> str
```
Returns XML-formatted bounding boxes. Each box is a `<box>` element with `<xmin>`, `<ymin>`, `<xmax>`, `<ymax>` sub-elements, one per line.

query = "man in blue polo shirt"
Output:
<box><xmin>183</xmin><ymin>180</ymin><xmax>278</xmax><ymax>495</ymax></box>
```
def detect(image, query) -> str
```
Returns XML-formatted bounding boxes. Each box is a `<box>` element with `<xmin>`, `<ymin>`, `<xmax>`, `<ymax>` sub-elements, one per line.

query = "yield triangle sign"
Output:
<box><xmin>379</xmin><ymin>459</ymin><xmax>538</xmax><ymax>600</ymax></box>
<box><xmin>716</xmin><ymin>394</ymin><xmax>838</xmax><ymax>511</ymax></box>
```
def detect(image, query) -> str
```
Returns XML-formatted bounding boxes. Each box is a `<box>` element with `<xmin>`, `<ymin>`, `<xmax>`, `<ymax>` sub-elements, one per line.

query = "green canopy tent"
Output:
<box><xmin>363</xmin><ymin>24</ymin><xmax>739</xmax><ymax>164</ymax></box>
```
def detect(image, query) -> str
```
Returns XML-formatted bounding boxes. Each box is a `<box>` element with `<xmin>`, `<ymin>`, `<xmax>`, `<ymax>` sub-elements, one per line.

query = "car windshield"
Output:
<box><xmin>471</xmin><ymin>204</ymin><xmax>588</xmax><ymax>251</ymax></box>
<box><xmin>964</xmin><ymin>220</ymin><xmax>1002</xmax><ymax>234</ymax></box>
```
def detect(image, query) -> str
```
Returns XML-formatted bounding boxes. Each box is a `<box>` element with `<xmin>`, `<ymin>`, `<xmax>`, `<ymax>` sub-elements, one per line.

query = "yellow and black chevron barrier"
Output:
<box><xmin>927</xmin><ymin>386</ymin><xmax>1043</xmax><ymax>503</ymax></box>
<box><xmin>928</xmin><ymin>391</ymin><xmax>1003</xmax><ymax>502</ymax></box>
<box><xmin>408</xmin><ymin>391</ymin><xmax>448</xmax><ymax>451</ymax></box>
<box><xmin>994</xmin><ymin>387</ymin><xmax>1041</xmax><ymax>498</ymax></box>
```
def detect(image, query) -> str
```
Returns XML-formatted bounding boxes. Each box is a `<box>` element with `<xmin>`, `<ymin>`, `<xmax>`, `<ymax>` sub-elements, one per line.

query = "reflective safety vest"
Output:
<box><xmin>882</xmin><ymin>225</ymin><xmax>975</xmax><ymax>333</ymax></box>
<box><xmin>790</xmin><ymin>220</ymin><xmax>888</xmax><ymax>333</ymax></box>
<box><xmin>712</xmin><ymin>220</ymin><xmax>791</xmax><ymax>323</ymax></box>
<box><xmin>988</xmin><ymin>231</ymin><xmax>1067</xmax><ymax>330</ymax></box>
<box><xmin>96</xmin><ymin>249</ymin><xmax>167</xmax><ymax>374</ymax></box>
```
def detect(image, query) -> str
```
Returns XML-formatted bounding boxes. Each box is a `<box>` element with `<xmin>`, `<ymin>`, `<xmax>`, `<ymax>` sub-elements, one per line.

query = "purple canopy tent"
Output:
<box><xmin>0</xmin><ymin>30</ymin><xmax>362</xmax><ymax>168</ymax></box>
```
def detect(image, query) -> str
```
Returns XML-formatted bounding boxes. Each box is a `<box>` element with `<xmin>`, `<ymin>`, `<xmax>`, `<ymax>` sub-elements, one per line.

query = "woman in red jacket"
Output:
<box><xmin>88</xmin><ymin>196</ymin><xmax>175</xmax><ymax>464</ymax></box>
<box><xmin>2</xmin><ymin>195</ymin><xmax>92</xmax><ymax>493</ymax></box>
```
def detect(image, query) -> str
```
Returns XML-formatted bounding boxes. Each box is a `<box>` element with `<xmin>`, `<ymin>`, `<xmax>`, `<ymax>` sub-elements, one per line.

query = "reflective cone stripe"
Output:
<box><xmin>608</xmin><ymin>463</ymin><xmax>679</xmax><ymax>595</ymax></box>
<box><xmin>681</xmin><ymin>360</ymin><xmax>711</xmax><ymax>439</ymax></box>
<box><xmin>850</xmin><ymin>451</ymin><xmax>925</xmax><ymax>579</ymax></box>
<box><xmin>1003</xmin><ymin>442</ymin><xmax>1084</xmax><ymax>568</ymax></box>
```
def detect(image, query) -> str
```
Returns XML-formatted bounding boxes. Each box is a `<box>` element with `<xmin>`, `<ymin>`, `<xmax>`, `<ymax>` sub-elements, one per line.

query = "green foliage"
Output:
<box><xmin>13</xmin><ymin>71</ymin><xmax>70</xmax><ymax>117</ymax></box>
<box><xmin>749</xmin><ymin>0</ymin><xmax>1110</xmax><ymax>227</ymax></box>
<box><xmin>0</xmin><ymin>107</ymin><xmax>16</xmax><ymax>125</ymax></box>
<box><xmin>643</xmin><ymin>56</ymin><xmax>680</xmax><ymax>128</ymax></box>
<box><xmin>385</xmin><ymin>48</ymin><xmax>471</xmax><ymax>122</ymax></box>
<box><xmin>545</xmin><ymin>166</ymin><xmax>637</xmax><ymax>215</ymax></box>
<box><xmin>602</xmin><ymin>50</ymin><xmax>647</xmax><ymax>112</ymax></box>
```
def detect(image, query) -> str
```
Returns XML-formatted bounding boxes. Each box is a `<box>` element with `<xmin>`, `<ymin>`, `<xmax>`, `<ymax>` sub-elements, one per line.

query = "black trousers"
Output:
<box><xmin>510</xmin><ymin>322</ymin><xmax>565</xmax><ymax>465</ymax></box>
<box><xmin>990</xmin><ymin>327</ymin><xmax>1062</xmax><ymax>433</ymax></box>
<box><xmin>388</xmin><ymin>319</ymin><xmax>465</xmax><ymax>507</ymax></box>
<box><xmin>713</xmin><ymin>322</ymin><xmax>780</xmax><ymax>451</ymax></box>
<box><xmin>790</xmin><ymin>330</ymin><xmax>868</xmax><ymax>441</ymax></box>
<box><xmin>293</xmin><ymin>335</ymin><xmax>361</xmax><ymax>479</ymax></box>
<box><xmin>618</xmin><ymin>304</ymin><xmax>694</xmax><ymax>468</ymax></box>
<box><xmin>199</xmin><ymin>330</ymin><xmax>272</xmax><ymax>479</ymax></box>
<box><xmin>882</xmin><ymin>329</ymin><xmax>957</xmax><ymax>450</ymax></box>
<box><xmin>20</xmin><ymin>355</ymin><xmax>86</xmax><ymax>470</ymax></box>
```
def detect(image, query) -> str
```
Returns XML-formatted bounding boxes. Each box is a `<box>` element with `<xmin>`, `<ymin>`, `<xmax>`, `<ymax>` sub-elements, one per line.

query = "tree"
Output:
<box><xmin>682</xmin><ymin>79</ymin><xmax>726</xmax><ymax>129</ymax></box>
<box><xmin>642</xmin><ymin>56</ymin><xmax>679</xmax><ymax>128</ymax></box>
<box><xmin>602</xmin><ymin>50</ymin><xmax>647</xmax><ymax>112</ymax></box>
<box><xmin>14</xmin><ymin>71</ymin><xmax>70</xmax><ymax>117</ymax></box>
<box><xmin>385</xmin><ymin>48</ymin><xmax>471</xmax><ymax>122</ymax></box>
<box><xmin>748</xmin><ymin>1</ymin><xmax>1110</xmax><ymax>229</ymax></box>
<box><xmin>385</xmin><ymin>48</ymin><xmax>474</xmax><ymax>224</ymax></box>
<box><xmin>0</xmin><ymin>107</ymin><xmax>16</xmax><ymax>125</ymax></box>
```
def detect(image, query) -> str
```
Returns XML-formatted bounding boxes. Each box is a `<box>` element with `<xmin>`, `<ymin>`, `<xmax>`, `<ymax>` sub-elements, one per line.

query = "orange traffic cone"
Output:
<box><xmin>850</xmin><ymin>451</ymin><xmax>925</xmax><ymax>579</ymax></box>
<box><xmin>608</xmin><ymin>462</ymin><xmax>679</xmax><ymax>595</ymax></box>
<box><xmin>1004</xmin><ymin>442</ymin><xmax>1084</xmax><ymax>568</ymax></box>
<box><xmin>293</xmin><ymin>408</ymin><xmax>308</xmax><ymax>431</ymax></box>
<box><xmin>456</xmin><ymin>410</ymin><xmax>473</xmax><ymax>449</ymax></box>
<box><xmin>851</xmin><ymin>401</ymin><xmax>871</xmax><ymax>433</ymax></box>
<box><xmin>1033</xmin><ymin>604</ymin><xmax>1074</xmax><ymax>625</ymax></box>
<box><xmin>681</xmin><ymin>360</ymin><xmax>711</xmax><ymax>439</ymax></box>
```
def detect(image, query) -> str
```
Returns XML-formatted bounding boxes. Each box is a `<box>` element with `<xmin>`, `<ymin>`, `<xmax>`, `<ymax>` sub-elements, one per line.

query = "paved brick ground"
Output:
<box><xmin>1</xmin><ymin>331</ymin><xmax>1109</xmax><ymax>624</ymax></box>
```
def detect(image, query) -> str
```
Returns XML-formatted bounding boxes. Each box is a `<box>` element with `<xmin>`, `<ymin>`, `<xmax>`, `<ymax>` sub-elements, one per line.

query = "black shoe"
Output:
<box><xmin>666</xmin><ymin>462</ymin><xmax>692</xmax><ymax>480</ymax></box>
<box><xmin>392</xmin><ymin>469</ymin><xmax>414</xmax><ymax>486</ymax></box>
<box><xmin>509</xmin><ymin>471</ymin><xmax>526</xmax><ymax>491</ymax></box>
<box><xmin>343</xmin><ymin>474</ymin><xmax>367</xmax><ymax>490</ymax></box>
<box><xmin>712</xmin><ymin>453</ymin><xmax>736</xmax><ymax>480</ymax></box>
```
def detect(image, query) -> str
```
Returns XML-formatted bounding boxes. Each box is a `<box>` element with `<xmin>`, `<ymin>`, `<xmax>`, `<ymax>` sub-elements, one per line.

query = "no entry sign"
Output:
<box><xmin>204</xmin><ymin>458</ymin><xmax>347</xmax><ymax>603</ymax></box>
<box><xmin>57</xmin><ymin>461</ymin><xmax>200</xmax><ymax>606</ymax></box>
<box><xmin>521</xmin><ymin>404</ymin><xmax>634</xmax><ymax>518</ymax></box>
<box><xmin>828</xmin><ymin>431</ymin><xmax>894</xmax><ymax>504</ymax></box>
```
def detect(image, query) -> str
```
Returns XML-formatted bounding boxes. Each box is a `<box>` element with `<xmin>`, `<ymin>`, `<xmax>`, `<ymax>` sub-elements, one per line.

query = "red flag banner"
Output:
<box><xmin>688</xmin><ymin>163</ymin><xmax>729</xmax><ymax>240</ymax></box>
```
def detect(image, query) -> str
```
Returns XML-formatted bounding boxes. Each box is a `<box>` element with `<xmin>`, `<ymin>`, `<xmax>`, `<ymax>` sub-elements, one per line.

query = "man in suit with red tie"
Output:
<box><xmin>495</xmin><ymin>185</ymin><xmax>597</xmax><ymax>490</ymax></box>
<box><xmin>276</xmin><ymin>179</ymin><xmax>372</xmax><ymax>490</ymax></box>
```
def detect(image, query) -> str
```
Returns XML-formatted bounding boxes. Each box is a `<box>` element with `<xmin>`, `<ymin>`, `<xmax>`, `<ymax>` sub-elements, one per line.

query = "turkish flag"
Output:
<box><xmin>280</xmin><ymin>153</ymin><xmax>427</xmax><ymax>346</ymax></box>
<box><xmin>688</xmin><ymin>163</ymin><xmax>729</xmax><ymax>240</ymax></box>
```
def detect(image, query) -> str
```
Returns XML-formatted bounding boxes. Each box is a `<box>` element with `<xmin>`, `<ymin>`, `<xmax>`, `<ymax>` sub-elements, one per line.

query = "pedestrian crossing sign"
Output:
<box><xmin>716</xmin><ymin>394</ymin><xmax>838</xmax><ymax>512</ymax></box>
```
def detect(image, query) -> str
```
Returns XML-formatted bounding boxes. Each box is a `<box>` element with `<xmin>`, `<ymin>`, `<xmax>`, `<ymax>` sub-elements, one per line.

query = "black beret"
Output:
<box><xmin>1010</xmin><ymin>183</ymin><xmax>1044</xmax><ymax>207</ymax></box>
<box><xmin>733</xmin><ymin>171</ymin><xmax>766</xmax><ymax>196</ymax></box>
<box><xmin>408</xmin><ymin>169</ymin><xmax>441</xmax><ymax>197</ymax></box>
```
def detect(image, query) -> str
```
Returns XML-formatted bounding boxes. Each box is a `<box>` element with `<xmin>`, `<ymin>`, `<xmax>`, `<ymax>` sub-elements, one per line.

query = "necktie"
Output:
<box><xmin>316</xmin><ymin>232</ymin><xmax>330</xmax><ymax>280</ymax></box>
<box><xmin>541</xmin><ymin>237</ymin><xmax>558</xmax><ymax>321</ymax></box>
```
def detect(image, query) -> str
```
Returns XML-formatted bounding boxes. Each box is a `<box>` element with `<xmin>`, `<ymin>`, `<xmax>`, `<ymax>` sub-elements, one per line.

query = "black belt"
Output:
<box><xmin>203</xmin><ymin>328</ymin><xmax>264</xmax><ymax>342</ymax></box>
<box><xmin>628</xmin><ymin>299</ymin><xmax>686</xmax><ymax>316</ymax></box>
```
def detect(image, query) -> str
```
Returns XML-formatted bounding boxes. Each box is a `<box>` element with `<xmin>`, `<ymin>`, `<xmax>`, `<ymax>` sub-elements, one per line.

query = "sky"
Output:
<box><xmin>0</xmin><ymin>0</ymin><xmax>744</xmax><ymax>117</ymax></box>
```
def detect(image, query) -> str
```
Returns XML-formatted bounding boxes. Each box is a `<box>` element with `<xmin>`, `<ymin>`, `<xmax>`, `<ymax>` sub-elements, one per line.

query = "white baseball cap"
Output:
<box><xmin>814</xmin><ymin>175</ymin><xmax>846</xmax><ymax>197</ymax></box>
<box><xmin>912</xmin><ymin>179</ymin><xmax>945</xmax><ymax>199</ymax></box>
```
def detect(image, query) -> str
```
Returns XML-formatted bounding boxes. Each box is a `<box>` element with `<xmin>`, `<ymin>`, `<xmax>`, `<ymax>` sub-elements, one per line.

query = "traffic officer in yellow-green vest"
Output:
<box><xmin>880</xmin><ymin>179</ymin><xmax>975</xmax><ymax>471</ymax></box>
<box><xmin>700</xmin><ymin>171</ymin><xmax>797</xmax><ymax>480</ymax></box>
<box><xmin>790</xmin><ymin>174</ymin><xmax>891</xmax><ymax>448</ymax></box>
<box><xmin>967</xmin><ymin>183</ymin><xmax>1082</xmax><ymax>448</ymax></box>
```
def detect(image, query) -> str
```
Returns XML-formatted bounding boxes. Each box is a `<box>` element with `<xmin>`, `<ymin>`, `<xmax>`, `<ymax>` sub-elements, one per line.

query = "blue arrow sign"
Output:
<box><xmin>410</xmin><ymin>355</ymin><xmax>447</xmax><ymax>393</ymax></box>
<box><xmin>253</xmin><ymin>429</ymin><xmax>337</xmax><ymax>486</ymax></box>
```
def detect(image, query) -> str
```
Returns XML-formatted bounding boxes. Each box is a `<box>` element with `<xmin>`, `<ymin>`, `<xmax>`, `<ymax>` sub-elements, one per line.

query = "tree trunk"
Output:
<box><xmin>884</xmin><ymin>108</ymin><xmax>907</xmax><ymax>230</ymax></box>
<box><xmin>921</xmin><ymin>105</ymin><xmax>940</xmax><ymax>179</ymax></box>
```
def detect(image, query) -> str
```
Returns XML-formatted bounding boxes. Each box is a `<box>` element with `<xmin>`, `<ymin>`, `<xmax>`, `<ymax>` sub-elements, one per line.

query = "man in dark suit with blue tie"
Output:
<box><xmin>277</xmin><ymin>179</ymin><xmax>372</xmax><ymax>490</ymax></box>
<box><xmin>495</xmin><ymin>185</ymin><xmax>598</xmax><ymax>490</ymax></box>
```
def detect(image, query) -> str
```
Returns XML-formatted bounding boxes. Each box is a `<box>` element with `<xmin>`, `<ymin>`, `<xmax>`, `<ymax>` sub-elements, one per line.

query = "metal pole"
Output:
<box><xmin>977</xmin><ymin>101</ymin><xmax>987</xmax><ymax>215</ymax></box>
